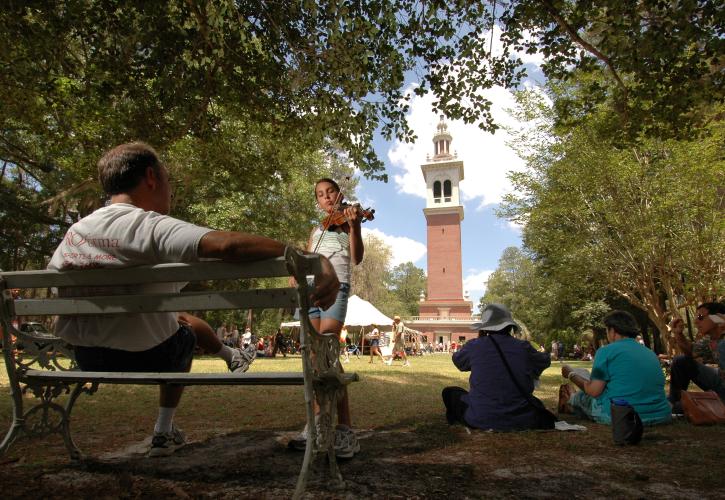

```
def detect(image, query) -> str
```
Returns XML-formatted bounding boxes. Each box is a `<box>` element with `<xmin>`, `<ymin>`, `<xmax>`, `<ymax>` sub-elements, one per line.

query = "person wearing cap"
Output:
<box><xmin>559</xmin><ymin>310</ymin><xmax>671</xmax><ymax>425</ymax></box>
<box><xmin>442</xmin><ymin>304</ymin><xmax>551</xmax><ymax>431</ymax></box>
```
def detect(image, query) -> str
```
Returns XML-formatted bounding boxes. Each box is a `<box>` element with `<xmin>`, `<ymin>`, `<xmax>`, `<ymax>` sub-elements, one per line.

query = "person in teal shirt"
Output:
<box><xmin>559</xmin><ymin>310</ymin><xmax>671</xmax><ymax>425</ymax></box>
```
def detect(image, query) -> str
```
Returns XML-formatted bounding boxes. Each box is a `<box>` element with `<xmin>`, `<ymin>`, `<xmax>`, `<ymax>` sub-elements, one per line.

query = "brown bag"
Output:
<box><xmin>681</xmin><ymin>391</ymin><xmax>725</xmax><ymax>425</ymax></box>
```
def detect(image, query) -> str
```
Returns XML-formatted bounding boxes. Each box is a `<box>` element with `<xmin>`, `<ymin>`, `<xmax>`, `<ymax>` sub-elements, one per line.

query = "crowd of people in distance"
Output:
<box><xmin>211</xmin><ymin>325</ymin><xmax>301</xmax><ymax>358</ymax></box>
<box><xmin>549</xmin><ymin>340</ymin><xmax>595</xmax><ymax>362</ymax></box>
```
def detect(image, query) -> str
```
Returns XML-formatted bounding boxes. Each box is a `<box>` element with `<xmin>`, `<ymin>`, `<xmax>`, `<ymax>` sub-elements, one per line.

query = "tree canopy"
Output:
<box><xmin>4</xmin><ymin>0</ymin><xmax>721</xmax><ymax>182</ymax></box>
<box><xmin>2</xmin><ymin>1</ymin><xmax>723</xmax><ymax>288</ymax></box>
<box><xmin>500</xmin><ymin>85</ymin><xmax>725</xmax><ymax>346</ymax></box>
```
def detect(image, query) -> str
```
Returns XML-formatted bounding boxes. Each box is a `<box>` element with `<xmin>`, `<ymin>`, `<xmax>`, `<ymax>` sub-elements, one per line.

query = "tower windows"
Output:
<box><xmin>433</xmin><ymin>179</ymin><xmax>453</xmax><ymax>203</ymax></box>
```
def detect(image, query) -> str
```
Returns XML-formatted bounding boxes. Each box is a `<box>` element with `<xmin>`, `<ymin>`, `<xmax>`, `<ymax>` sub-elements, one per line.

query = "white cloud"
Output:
<box><xmin>518</xmin><ymin>30</ymin><xmax>547</xmax><ymax>67</ymax></box>
<box><xmin>362</xmin><ymin>227</ymin><xmax>427</xmax><ymax>268</ymax></box>
<box><xmin>387</xmin><ymin>27</ymin><xmax>550</xmax><ymax>210</ymax></box>
<box><xmin>463</xmin><ymin>269</ymin><xmax>494</xmax><ymax>295</ymax></box>
<box><xmin>504</xmin><ymin>219</ymin><xmax>524</xmax><ymax>232</ymax></box>
<box><xmin>463</xmin><ymin>269</ymin><xmax>495</xmax><ymax>310</ymax></box>
<box><xmin>388</xmin><ymin>86</ymin><xmax>527</xmax><ymax>208</ymax></box>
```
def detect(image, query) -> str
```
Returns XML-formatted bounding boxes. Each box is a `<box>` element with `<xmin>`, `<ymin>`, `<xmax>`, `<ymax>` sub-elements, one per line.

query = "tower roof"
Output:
<box><xmin>431</xmin><ymin>115</ymin><xmax>454</xmax><ymax>161</ymax></box>
<box><xmin>433</xmin><ymin>115</ymin><xmax>452</xmax><ymax>141</ymax></box>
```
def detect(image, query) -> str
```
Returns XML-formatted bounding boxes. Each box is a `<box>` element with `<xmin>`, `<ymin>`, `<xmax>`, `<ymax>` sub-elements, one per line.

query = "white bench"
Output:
<box><xmin>0</xmin><ymin>248</ymin><xmax>357</xmax><ymax>498</ymax></box>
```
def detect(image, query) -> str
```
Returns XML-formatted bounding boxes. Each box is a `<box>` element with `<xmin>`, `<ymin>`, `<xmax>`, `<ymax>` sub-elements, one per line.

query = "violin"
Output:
<box><xmin>321</xmin><ymin>202</ymin><xmax>375</xmax><ymax>231</ymax></box>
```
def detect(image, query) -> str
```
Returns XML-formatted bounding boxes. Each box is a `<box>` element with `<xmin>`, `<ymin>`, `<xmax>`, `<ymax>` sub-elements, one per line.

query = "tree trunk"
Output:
<box><xmin>246</xmin><ymin>309</ymin><xmax>254</xmax><ymax>333</ymax></box>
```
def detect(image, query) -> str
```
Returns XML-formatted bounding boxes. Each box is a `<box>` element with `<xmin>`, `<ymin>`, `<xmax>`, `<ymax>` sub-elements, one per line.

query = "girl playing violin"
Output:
<box><xmin>289</xmin><ymin>177</ymin><xmax>364</xmax><ymax>458</ymax></box>
<box><xmin>308</xmin><ymin>178</ymin><xmax>364</xmax><ymax>332</ymax></box>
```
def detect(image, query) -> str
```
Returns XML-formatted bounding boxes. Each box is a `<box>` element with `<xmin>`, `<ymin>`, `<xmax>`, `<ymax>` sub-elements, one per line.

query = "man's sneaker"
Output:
<box><xmin>385</xmin><ymin>358</ymin><xmax>393</xmax><ymax>366</ymax></box>
<box><xmin>334</xmin><ymin>425</ymin><xmax>360</xmax><ymax>459</ymax></box>
<box><xmin>228</xmin><ymin>345</ymin><xmax>256</xmax><ymax>373</ymax></box>
<box><xmin>148</xmin><ymin>425</ymin><xmax>186</xmax><ymax>457</ymax></box>
<box><xmin>403</xmin><ymin>361</ymin><xmax>411</xmax><ymax>367</ymax></box>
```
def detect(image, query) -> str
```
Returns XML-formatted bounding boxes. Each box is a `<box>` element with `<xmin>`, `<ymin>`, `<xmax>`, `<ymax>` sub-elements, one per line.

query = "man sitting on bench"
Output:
<box><xmin>48</xmin><ymin>142</ymin><xmax>339</xmax><ymax>457</ymax></box>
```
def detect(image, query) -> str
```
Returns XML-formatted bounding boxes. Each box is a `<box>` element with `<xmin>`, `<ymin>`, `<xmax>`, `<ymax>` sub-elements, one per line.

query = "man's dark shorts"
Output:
<box><xmin>74</xmin><ymin>325</ymin><xmax>196</xmax><ymax>372</ymax></box>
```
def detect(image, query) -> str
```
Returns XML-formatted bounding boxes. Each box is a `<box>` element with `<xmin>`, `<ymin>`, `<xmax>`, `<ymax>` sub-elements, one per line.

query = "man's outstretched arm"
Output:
<box><xmin>198</xmin><ymin>231</ymin><xmax>339</xmax><ymax>309</ymax></box>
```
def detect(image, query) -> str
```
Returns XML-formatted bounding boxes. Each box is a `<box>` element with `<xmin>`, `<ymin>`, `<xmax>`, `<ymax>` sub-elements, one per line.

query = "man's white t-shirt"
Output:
<box><xmin>48</xmin><ymin>203</ymin><xmax>212</xmax><ymax>351</ymax></box>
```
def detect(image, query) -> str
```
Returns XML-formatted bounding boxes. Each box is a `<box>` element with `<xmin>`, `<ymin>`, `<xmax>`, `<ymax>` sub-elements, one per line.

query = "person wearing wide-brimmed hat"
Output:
<box><xmin>442</xmin><ymin>303</ymin><xmax>551</xmax><ymax>431</ymax></box>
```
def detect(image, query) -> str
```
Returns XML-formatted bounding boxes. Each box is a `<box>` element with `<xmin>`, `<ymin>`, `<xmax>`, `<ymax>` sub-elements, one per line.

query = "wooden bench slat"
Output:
<box><xmin>23</xmin><ymin>370</ymin><xmax>360</xmax><ymax>386</ymax></box>
<box><xmin>1</xmin><ymin>256</ymin><xmax>321</xmax><ymax>289</ymax></box>
<box><xmin>14</xmin><ymin>288</ymin><xmax>298</xmax><ymax>316</ymax></box>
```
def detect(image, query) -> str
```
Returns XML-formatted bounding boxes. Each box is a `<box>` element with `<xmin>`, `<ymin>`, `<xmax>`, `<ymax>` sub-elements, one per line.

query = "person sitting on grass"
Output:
<box><xmin>559</xmin><ymin>310</ymin><xmax>671</xmax><ymax>425</ymax></box>
<box><xmin>667</xmin><ymin>302</ymin><xmax>725</xmax><ymax>413</ymax></box>
<box><xmin>442</xmin><ymin>304</ymin><xmax>551</xmax><ymax>431</ymax></box>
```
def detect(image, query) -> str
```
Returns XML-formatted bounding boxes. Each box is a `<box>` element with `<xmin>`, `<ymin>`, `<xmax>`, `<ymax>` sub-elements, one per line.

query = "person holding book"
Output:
<box><xmin>559</xmin><ymin>310</ymin><xmax>671</xmax><ymax>425</ymax></box>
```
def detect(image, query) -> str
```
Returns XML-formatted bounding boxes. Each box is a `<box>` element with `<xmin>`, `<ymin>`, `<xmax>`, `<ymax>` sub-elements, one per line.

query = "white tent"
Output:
<box><xmin>279</xmin><ymin>296</ymin><xmax>392</xmax><ymax>352</ymax></box>
<box><xmin>343</xmin><ymin>295</ymin><xmax>394</xmax><ymax>327</ymax></box>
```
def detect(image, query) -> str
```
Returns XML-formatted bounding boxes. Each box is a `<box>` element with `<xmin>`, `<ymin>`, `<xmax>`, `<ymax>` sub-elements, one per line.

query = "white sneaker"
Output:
<box><xmin>403</xmin><ymin>361</ymin><xmax>411</xmax><ymax>367</ymax></box>
<box><xmin>385</xmin><ymin>358</ymin><xmax>393</xmax><ymax>366</ymax></box>
<box><xmin>228</xmin><ymin>345</ymin><xmax>256</xmax><ymax>373</ymax></box>
<box><xmin>333</xmin><ymin>425</ymin><xmax>360</xmax><ymax>459</ymax></box>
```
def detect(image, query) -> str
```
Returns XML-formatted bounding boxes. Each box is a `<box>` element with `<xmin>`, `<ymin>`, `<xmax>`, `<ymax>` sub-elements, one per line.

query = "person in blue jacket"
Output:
<box><xmin>442</xmin><ymin>303</ymin><xmax>551</xmax><ymax>431</ymax></box>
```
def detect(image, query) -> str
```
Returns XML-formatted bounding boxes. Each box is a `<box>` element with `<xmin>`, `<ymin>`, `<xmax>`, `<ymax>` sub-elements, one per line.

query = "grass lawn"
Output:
<box><xmin>1</xmin><ymin>354</ymin><xmax>723</xmax><ymax>498</ymax></box>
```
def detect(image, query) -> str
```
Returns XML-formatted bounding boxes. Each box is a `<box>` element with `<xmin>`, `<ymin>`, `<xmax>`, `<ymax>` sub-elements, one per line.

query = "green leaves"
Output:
<box><xmin>3</xmin><ymin>0</ymin><xmax>723</xmax><ymax>278</ymax></box>
<box><xmin>502</xmin><ymin>85</ymin><xmax>724</xmax><ymax>344</ymax></box>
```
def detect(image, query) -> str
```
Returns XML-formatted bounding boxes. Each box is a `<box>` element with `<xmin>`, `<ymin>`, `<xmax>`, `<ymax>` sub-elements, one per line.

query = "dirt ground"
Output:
<box><xmin>1</xmin><ymin>417</ymin><xmax>723</xmax><ymax>499</ymax></box>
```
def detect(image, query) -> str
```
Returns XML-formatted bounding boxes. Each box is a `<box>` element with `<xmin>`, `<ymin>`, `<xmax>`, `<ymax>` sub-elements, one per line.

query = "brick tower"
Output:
<box><xmin>418</xmin><ymin>116</ymin><xmax>473</xmax><ymax>321</ymax></box>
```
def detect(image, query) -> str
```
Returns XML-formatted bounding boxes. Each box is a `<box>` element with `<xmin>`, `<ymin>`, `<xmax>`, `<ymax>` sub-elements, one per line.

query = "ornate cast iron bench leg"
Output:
<box><xmin>61</xmin><ymin>382</ymin><xmax>99</xmax><ymax>460</ymax></box>
<box><xmin>0</xmin><ymin>412</ymin><xmax>23</xmax><ymax>456</ymax></box>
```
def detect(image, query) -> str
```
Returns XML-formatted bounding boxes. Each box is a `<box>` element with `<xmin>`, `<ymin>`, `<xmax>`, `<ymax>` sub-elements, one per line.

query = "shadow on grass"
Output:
<box><xmin>2</xmin><ymin>357</ymin><xmax>725</xmax><ymax>498</ymax></box>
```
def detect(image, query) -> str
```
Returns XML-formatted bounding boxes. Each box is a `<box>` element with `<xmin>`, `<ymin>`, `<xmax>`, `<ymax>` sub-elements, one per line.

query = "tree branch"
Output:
<box><xmin>540</xmin><ymin>0</ymin><xmax>628</xmax><ymax>99</ymax></box>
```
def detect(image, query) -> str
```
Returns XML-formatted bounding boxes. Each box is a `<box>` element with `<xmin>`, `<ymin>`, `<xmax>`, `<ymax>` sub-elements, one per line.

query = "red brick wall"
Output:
<box><xmin>426</xmin><ymin>212</ymin><xmax>463</xmax><ymax>300</ymax></box>
<box><xmin>419</xmin><ymin>303</ymin><xmax>471</xmax><ymax>318</ymax></box>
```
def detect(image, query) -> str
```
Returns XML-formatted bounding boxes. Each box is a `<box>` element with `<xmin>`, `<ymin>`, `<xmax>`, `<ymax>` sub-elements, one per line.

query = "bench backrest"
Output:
<box><xmin>0</xmin><ymin>251</ymin><xmax>321</xmax><ymax>370</ymax></box>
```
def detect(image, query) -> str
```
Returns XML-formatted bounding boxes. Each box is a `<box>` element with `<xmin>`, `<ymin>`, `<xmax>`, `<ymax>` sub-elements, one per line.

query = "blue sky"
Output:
<box><xmin>353</xmin><ymin>29</ymin><xmax>547</xmax><ymax>310</ymax></box>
